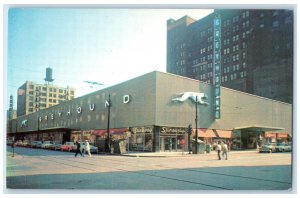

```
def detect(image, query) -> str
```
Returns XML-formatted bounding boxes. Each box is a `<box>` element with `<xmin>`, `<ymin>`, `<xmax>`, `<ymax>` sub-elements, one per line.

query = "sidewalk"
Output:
<box><xmin>121</xmin><ymin>149</ymin><xmax>259</xmax><ymax>157</ymax></box>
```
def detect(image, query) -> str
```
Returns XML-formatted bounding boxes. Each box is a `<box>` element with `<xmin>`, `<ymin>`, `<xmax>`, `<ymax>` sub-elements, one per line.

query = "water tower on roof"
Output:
<box><xmin>44</xmin><ymin>67</ymin><xmax>54</xmax><ymax>84</ymax></box>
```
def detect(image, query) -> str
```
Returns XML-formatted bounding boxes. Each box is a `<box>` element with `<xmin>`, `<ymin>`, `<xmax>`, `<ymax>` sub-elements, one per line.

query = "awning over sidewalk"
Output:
<box><xmin>233</xmin><ymin>125</ymin><xmax>284</xmax><ymax>131</ymax></box>
<box><xmin>192</xmin><ymin>128</ymin><xmax>216</xmax><ymax>138</ymax></box>
<box><xmin>94</xmin><ymin>128</ymin><xmax>129</xmax><ymax>136</ymax></box>
<box><xmin>265</xmin><ymin>131</ymin><xmax>289</xmax><ymax>138</ymax></box>
<box><xmin>215</xmin><ymin>130</ymin><xmax>233</xmax><ymax>138</ymax></box>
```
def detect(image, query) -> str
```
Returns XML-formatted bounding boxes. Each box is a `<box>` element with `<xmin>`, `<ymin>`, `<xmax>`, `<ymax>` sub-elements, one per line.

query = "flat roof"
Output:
<box><xmin>233</xmin><ymin>125</ymin><xmax>285</xmax><ymax>132</ymax></box>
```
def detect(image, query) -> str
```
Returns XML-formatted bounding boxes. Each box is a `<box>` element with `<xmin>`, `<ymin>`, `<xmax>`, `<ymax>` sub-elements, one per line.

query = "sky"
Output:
<box><xmin>5</xmin><ymin>7</ymin><xmax>214</xmax><ymax>109</ymax></box>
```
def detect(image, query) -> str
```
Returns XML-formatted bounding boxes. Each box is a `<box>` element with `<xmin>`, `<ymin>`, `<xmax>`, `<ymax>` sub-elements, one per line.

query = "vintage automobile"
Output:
<box><xmin>30</xmin><ymin>141</ymin><xmax>42</xmax><ymax>148</ymax></box>
<box><xmin>275</xmin><ymin>143</ymin><xmax>292</xmax><ymax>152</ymax></box>
<box><xmin>61</xmin><ymin>142</ymin><xmax>76</xmax><ymax>152</ymax></box>
<box><xmin>41</xmin><ymin>141</ymin><xmax>54</xmax><ymax>149</ymax></box>
<box><xmin>7</xmin><ymin>140</ymin><xmax>14</xmax><ymax>146</ymax></box>
<box><xmin>50</xmin><ymin>142</ymin><xmax>62</xmax><ymax>151</ymax></box>
<box><xmin>259</xmin><ymin>143</ymin><xmax>276</xmax><ymax>153</ymax></box>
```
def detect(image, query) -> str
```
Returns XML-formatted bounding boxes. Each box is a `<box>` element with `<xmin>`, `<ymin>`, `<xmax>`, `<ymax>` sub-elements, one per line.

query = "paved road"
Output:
<box><xmin>5</xmin><ymin>146</ymin><xmax>293</xmax><ymax>191</ymax></box>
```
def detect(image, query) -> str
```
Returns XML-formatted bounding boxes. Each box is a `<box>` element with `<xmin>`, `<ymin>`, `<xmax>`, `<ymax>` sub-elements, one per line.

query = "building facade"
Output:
<box><xmin>17</xmin><ymin>81</ymin><xmax>75</xmax><ymax>116</ymax></box>
<box><xmin>8</xmin><ymin>71</ymin><xmax>292</xmax><ymax>152</ymax></box>
<box><xmin>167</xmin><ymin>9</ymin><xmax>293</xmax><ymax>104</ymax></box>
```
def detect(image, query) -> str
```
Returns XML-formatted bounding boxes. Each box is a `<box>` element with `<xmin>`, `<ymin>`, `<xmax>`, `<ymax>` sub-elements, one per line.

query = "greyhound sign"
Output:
<box><xmin>172</xmin><ymin>92</ymin><xmax>209</xmax><ymax>105</ymax></box>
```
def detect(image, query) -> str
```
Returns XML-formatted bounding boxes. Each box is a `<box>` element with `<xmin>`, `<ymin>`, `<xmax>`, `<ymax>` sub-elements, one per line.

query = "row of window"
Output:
<box><xmin>223</xmin><ymin>11</ymin><xmax>250</xmax><ymax>27</ymax></box>
<box><xmin>223</xmin><ymin>63</ymin><xmax>246</xmax><ymax>74</ymax></box>
<box><xmin>221</xmin><ymin>71</ymin><xmax>247</xmax><ymax>82</ymax></box>
<box><xmin>29</xmin><ymin>85</ymin><xmax>74</xmax><ymax>95</ymax></box>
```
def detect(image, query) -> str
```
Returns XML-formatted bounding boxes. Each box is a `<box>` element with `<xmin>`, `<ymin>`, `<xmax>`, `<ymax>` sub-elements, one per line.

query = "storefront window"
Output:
<box><xmin>130</xmin><ymin>126</ymin><xmax>154</xmax><ymax>152</ymax></box>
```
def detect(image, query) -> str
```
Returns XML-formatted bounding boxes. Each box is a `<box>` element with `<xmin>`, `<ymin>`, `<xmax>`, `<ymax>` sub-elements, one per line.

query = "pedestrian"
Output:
<box><xmin>74</xmin><ymin>141</ymin><xmax>83</xmax><ymax>157</ymax></box>
<box><xmin>85</xmin><ymin>140</ymin><xmax>92</xmax><ymax>157</ymax></box>
<box><xmin>222</xmin><ymin>141</ymin><xmax>229</xmax><ymax>160</ymax></box>
<box><xmin>11</xmin><ymin>140</ymin><xmax>15</xmax><ymax>157</ymax></box>
<box><xmin>216</xmin><ymin>141</ymin><xmax>221</xmax><ymax>160</ymax></box>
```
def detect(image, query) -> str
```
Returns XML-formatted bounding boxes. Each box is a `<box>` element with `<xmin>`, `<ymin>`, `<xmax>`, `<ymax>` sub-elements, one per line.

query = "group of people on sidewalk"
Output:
<box><xmin>74</xmin><ymin>140</ymin><xmax>92</xmax><ymax>158</ymax></box>
<box><xmin>215</xmin><ymin>141</ymin><xmax>229</xmax><ymax>160</ymax></box>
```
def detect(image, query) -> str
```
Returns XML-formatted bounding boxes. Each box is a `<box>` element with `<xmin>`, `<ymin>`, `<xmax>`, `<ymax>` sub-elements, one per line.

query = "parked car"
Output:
<box><xmin>30</xmin><ymin>141</ymin><xmax>42</xmax><ymax>148</ymax></box>
<box><xmin>41</xmin><ymin>141</ymin><xmax>54</xmax><ymax>149</ymax></box>
<box><xmin>7</xmin><ymin>140</ymin><xmax>14</xmax><ymax>146</ymax></box>
<box><xmin>15</xmin><ymin>140</ymin><xmax>23</xmax><ymax>147</ymax></box>
<box><xmin>259</xmin><ymin>143</ymin><xmax>276</xmax><ymax>153</ymax></box>
<box><xmin>79</xmin><ymin>142</ymin><xmax>98</xmax><ymax>154</ymax></box>
<box><xmin>50</xmin><ymin>142</ymin><xmax>62</xmax><ymax>151</ymax></box>
<box><xmin>61</xmin><ymin>142</ymin><xmax>76</xmax><ymax>152</ymax></box>
<box><xmin>35</xmin><ymin>141</ymin><xmax>43</xmax><ymax>148</ymax></box>
<box><xmin>275</xmin><ymin>143</ymin><xmax>292</xmax><ymax>152</ymax></box>
<box><xmin>22</xmin><ymin>140</ymin><xmax>30</xmax><ymax>147</ymax></box>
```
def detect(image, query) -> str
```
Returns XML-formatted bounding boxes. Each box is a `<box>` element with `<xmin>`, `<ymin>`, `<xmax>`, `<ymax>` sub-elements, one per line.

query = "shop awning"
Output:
<box><xmin>192</xmin><ymin>128</ymin><xmax>216</xmax><ymax>138</ymax></box>
<box><xmin>215</xmin><ymin>130</ymin><xmax>233</xmax><ymax>138</ymax></box>
<box><xmin>264</xmin><ymin>132</ymin><xmax>277</xmax><ymax>138</ymax></box>
<box><xmin>233</xmin><ymin>125</ymin><xmax>284</xmax><ymax>132</ymax></box>
<box><xmin>265</xmin><ymin>131</ymin><xmax>289</xmax><ymax>138</ymax></box>
<box><xmin>277</xmin><ymin>133</ymin><xmax>289</xmax><ymax>138</ymax></box>
<box><xmin>94</xmin><ymin>128</ymin><xmax>129</xmax><ymax>136</ymax></box>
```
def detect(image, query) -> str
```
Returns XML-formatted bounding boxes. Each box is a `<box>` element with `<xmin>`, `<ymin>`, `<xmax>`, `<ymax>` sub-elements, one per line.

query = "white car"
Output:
<box><xmin>41</xmin><ymin>141</ymin><xmax>54</xmax><ymax>149</ymax></box>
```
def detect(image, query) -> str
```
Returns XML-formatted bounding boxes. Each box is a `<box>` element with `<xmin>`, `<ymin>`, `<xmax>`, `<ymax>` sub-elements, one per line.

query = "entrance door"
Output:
<box><xmin>160</xmin><ymin>137</ymin><xmax>177</xmax><ymax>152</ymax></box>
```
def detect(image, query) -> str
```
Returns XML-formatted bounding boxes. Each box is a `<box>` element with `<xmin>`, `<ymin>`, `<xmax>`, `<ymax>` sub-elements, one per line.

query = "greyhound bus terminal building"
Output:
<box><xmin>7</xmin><ymin>71</ymin><xmax>292</xmax><ymax>152</ymax></box>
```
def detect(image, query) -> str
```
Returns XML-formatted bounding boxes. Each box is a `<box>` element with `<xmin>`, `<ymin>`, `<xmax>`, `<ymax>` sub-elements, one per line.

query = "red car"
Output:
<box><xmin>61</xmin><ymin>142</ymin><xmax>76</xmax><ymax>152</ymax></box>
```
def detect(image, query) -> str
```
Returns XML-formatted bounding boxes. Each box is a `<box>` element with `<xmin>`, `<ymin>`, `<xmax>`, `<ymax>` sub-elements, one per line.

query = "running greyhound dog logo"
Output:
<box><xmin>172</xmin><ymin>92</ymin><xmax>209</xmax><ymax>105</ymax></box>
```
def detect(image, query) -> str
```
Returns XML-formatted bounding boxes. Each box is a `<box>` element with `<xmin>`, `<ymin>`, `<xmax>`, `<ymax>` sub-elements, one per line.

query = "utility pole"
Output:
<box><xmin>106</xmin><ymin>94</ymin><xmax>111</xmax><ymax>153</ymax></box>
<box><xmin>195</xmin><ymin>96</ymin><xmax>198</xmax><ymax>154</ymax></box>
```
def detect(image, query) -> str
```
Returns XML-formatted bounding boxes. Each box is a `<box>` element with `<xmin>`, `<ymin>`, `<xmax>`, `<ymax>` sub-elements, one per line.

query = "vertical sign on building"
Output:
<box><xmin>213</xmin><ymin>14</ymin><xmax>221</xmax><ymax>119</ymax></box>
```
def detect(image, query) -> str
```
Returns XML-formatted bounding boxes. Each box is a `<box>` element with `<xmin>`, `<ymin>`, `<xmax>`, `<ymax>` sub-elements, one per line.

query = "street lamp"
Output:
<box><xmin>195</xmin><ymin>96</ymin><xmax>199</xmax><ymax>154</ymax></box>
<box><xmin>105</xmin><ymin>94</ymin><xmax>112</xmax><ymax>153</ymax></box>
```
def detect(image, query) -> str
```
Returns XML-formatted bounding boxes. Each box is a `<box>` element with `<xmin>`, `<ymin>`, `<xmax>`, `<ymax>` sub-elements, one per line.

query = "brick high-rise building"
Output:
<box><xmin>167</xmin><ymin>9</ymin><xmax>293</xmax><ymax>103</ymax></box>
<box><xmin>17</xmin><ymin>81</ymin><xmax>76</xmax><ymax>116</ymax></box>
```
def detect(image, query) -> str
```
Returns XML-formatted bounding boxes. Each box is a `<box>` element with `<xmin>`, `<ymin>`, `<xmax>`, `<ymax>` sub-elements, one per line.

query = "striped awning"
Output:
<box><xmin>192</xmin><ymin>128</ymin><xmax>216</xmax><ymax>138</ymax></box>
<box><xmin>215</xmin><ymin>130</ymin><xmax>233</xmax><ymax>138</ymax></box>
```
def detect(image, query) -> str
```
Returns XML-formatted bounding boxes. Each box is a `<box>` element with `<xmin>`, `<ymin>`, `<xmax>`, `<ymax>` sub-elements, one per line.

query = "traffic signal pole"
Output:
<box><xmin>195</xmin><ymin>96</ymin><xmax>198</xmax><ymax>154</ymax></box>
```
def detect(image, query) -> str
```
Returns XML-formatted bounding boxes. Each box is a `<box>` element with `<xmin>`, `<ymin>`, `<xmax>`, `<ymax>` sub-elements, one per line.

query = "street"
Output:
<box><xmin>5</xmin><ymin>146</ymin><xmax>292</xmax><ymax>191</ymax></box>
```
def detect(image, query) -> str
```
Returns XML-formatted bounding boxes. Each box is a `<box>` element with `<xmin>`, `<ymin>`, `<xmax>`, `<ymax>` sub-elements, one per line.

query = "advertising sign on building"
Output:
<box><xmin>213</xmin><ymin>14</ymin><xmax>221</xmax><ymax>119</ymax></box>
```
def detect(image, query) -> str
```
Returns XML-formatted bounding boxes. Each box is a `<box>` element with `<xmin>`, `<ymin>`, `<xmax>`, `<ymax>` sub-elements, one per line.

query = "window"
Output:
<box><xmin>285</xmin><ymin>16</ymin><xmax>292</xmax><ymax>24</ymax></box>
<box><xmin>273</xmin><ymin>20</ymin><xmax>279</xmax><ymax>27</ymax></box>
<box><xmin>246</xmin><ymin>11</ymin><xmax>249</xmax><ymax>17</ymax></box>
<box><xmin>272</xmin><ymin>11</ymin><xmax>279</xmax><ymax>16</ymax></box>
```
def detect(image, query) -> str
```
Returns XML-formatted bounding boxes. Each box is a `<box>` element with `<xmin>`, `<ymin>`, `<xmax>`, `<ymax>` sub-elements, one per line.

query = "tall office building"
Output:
<box><xmin>7</xmin><ymin>95</ymin><xmax>17</xmax><ymax>119</ymax></box>
<box><xmin>167</xmin><ymin>9</ymin><xmax>293</xmax><ymax>103</ymax></box>
<box><xmin>17</xmin><ymin>81</ymin><xmax>76</xmax><ymax>116</ymax></box>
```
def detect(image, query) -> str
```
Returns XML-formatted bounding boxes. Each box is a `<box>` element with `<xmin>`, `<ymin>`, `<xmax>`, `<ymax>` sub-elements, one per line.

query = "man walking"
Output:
<box><xmin>74</xmin><ymin>141</ymin><xmax>83</xmax><ymax>157</ymax></box>
<box><xmin>85</xmin><ymin>140</ymin><xmax>92</xmax><ymax>157</ymax></box>
<box><xmin>222</xmin><ymin>141</ymin><xmax>229</xmax><ymax>160</ymax></box>
<box><xmin>216</xmin><ymin>141</ymin><xmax>221</xmax><ymax>160</ymax></box>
